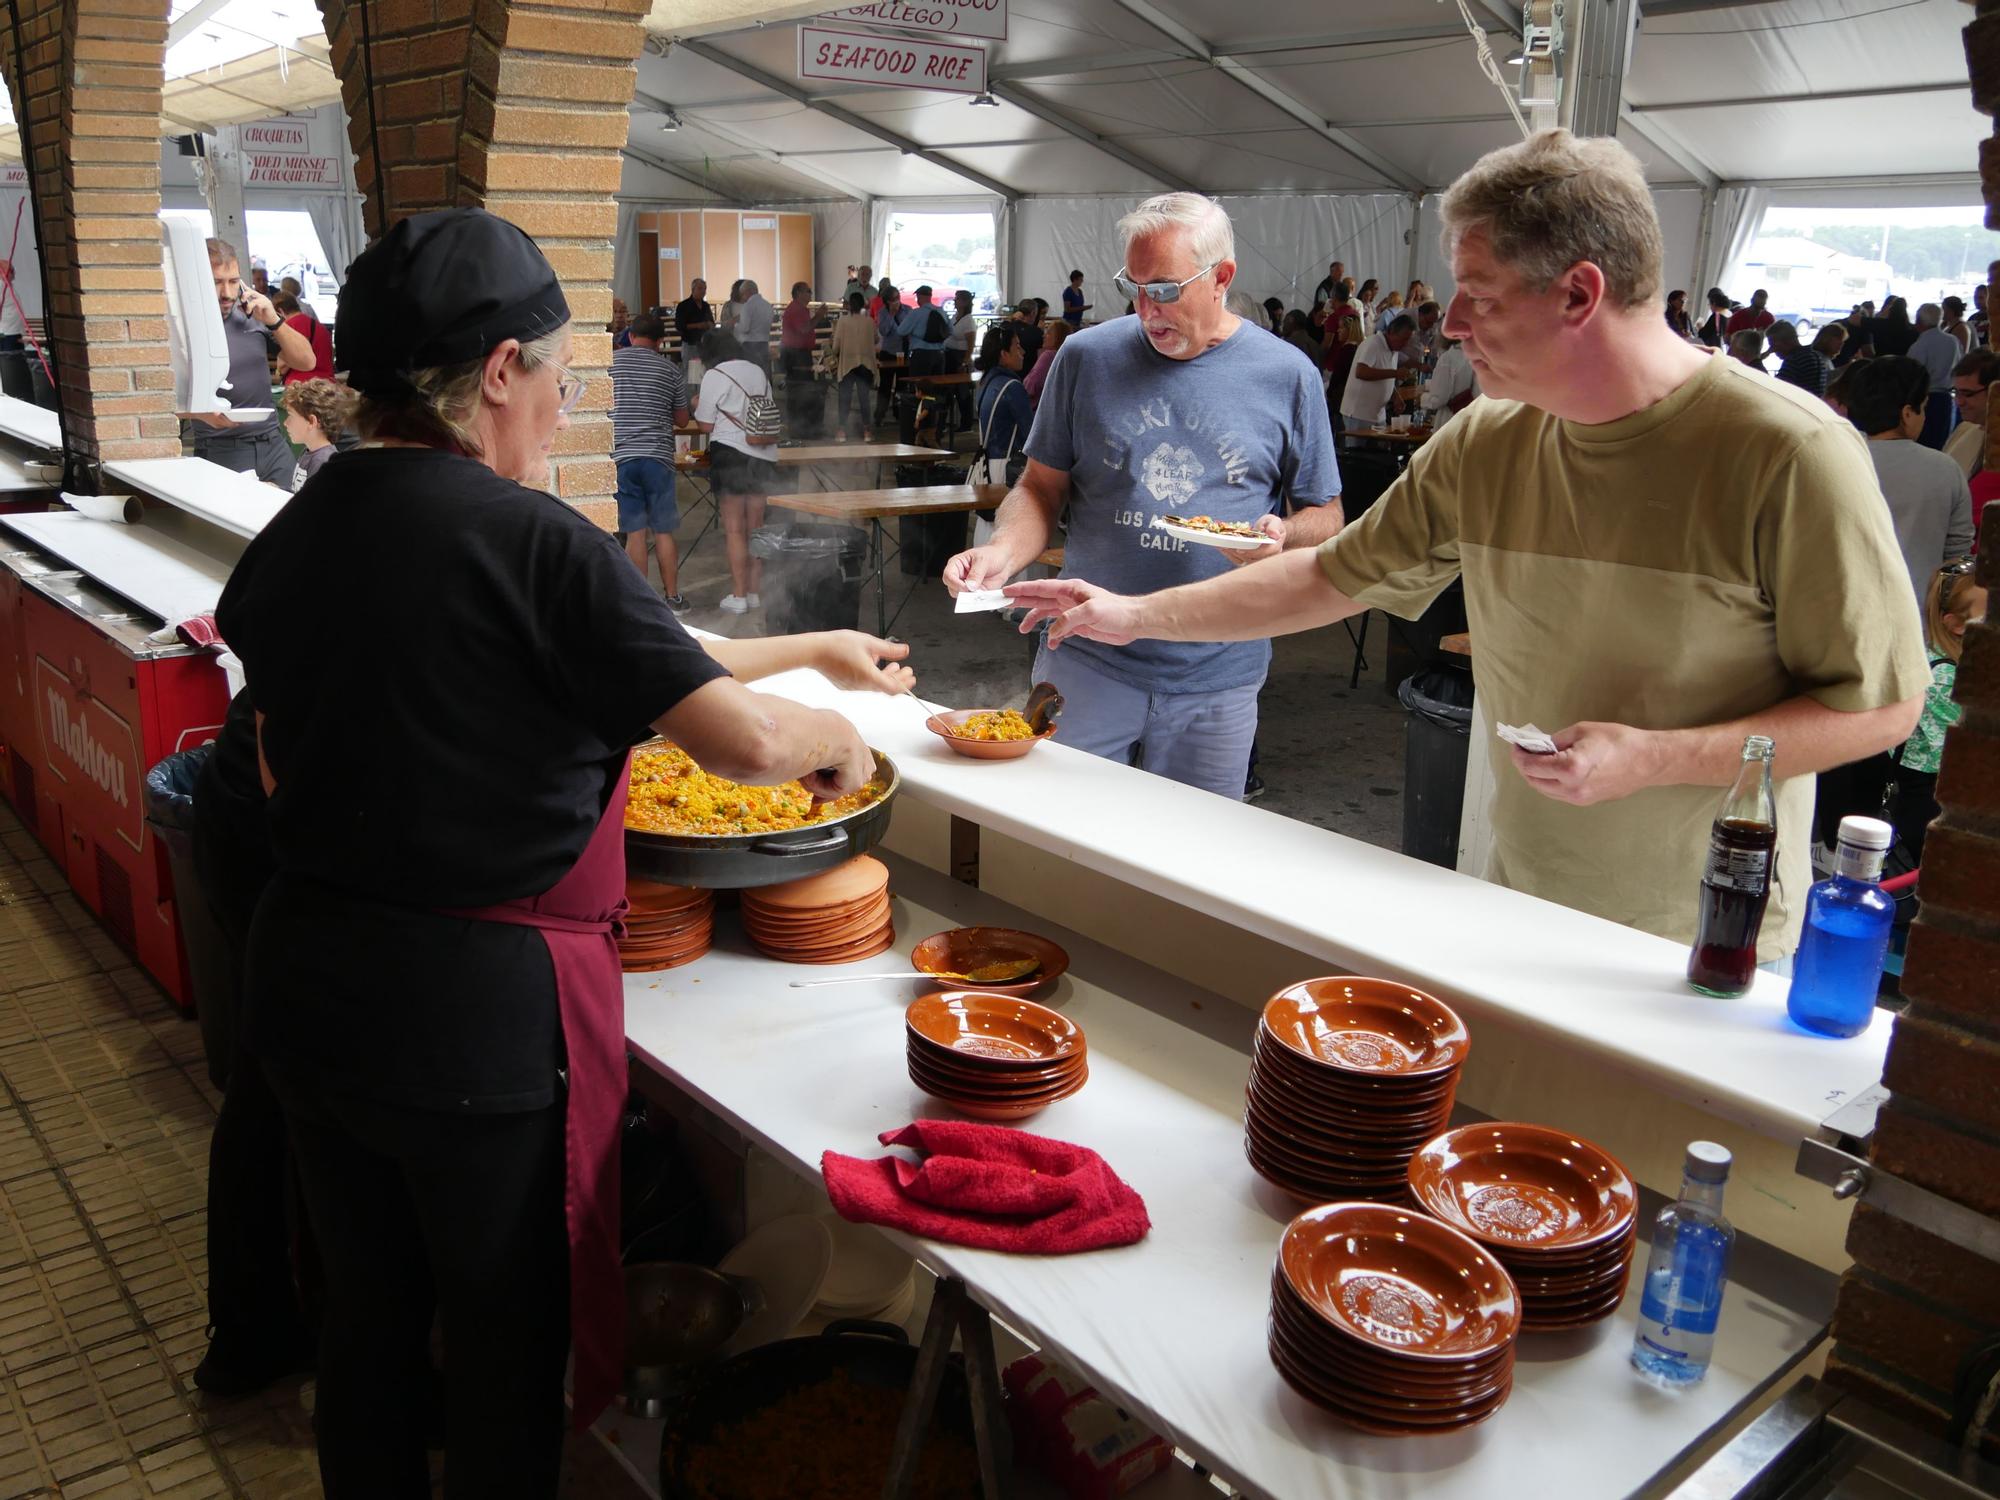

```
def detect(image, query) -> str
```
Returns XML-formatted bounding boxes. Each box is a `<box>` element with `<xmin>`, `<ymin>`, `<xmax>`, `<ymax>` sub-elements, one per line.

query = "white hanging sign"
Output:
<box><xmin>817</xmin><ymin>0</ymin><xmax>1007</xmax><ymax>41</ymax></box>
<box><xmin>797</xmin><ymin>24</ymin><xmax>987</xmax><ymax>93</ymax></box>
<box><xmin>743</xmin><ymin>216</ymin><xmax>778</xmax><ymax>230</ymax></box>
<box><xmin>241</xmin><ymin>121</ymin><xmax>310</xmax><ymax>150</ymax></box>
<box><xmin>244</xmin><ymin>153</ymin><xmax>341</xmax><ymax>187</ymax></box>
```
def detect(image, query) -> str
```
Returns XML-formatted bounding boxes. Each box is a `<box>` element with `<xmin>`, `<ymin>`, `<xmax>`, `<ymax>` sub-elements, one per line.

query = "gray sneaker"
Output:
<box><xmin>665</xmin><ymin>594</ymin><xmax>690</xmax><ymax>615</ymax></box>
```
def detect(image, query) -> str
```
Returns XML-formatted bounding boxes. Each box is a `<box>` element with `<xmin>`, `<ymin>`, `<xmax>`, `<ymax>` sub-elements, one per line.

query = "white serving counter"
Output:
<box><xmin>623</xmin><ymin>857</ymin><xmax>1832</xmax><ymax>1500</ymax></box>
<box><xmin>104</xmin><ymin>456</ymin><xmax>289</xmax><ymax>540</ymax></box>
<box><xmin>0</xmin><ymin>393</ymin><xmax>61</xmax><ymax>454</ymax></box>
<box><xmin>725</xmin><ymin>665</ymin><xmax>1884</xmax><ymax>1149</ymax></box>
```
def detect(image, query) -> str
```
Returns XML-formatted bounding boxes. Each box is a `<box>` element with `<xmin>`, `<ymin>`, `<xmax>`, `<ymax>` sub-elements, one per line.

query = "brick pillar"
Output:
<box><xmin>1824</xmin><ymin>6</ymin><xmax>2000</xmax><ymax>1435</ymax></box>
<box><xmin>317</xmin><ymin>0</ymin><xmax>643</xmax><ymax>510</ymax></box>
<box><xmin>0</xmin><ymin>0</ymin><xmax>179</xmax><ymax>474</ymax></box>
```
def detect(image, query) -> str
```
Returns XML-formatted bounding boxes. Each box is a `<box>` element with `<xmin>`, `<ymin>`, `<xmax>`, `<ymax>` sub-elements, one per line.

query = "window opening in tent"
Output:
<box><xmin>882</xmin><ymin>210</ymin><xmax>997</xmax><ymax>313</ymax></box>
<box><xmin>158</xmin><ymin>206</ymin><xmax>339</xmax><ymax>323</ymax></box>
<box><xmin>1729</xmin><ymin>205</ymin><xmax>2000</xmax><ymax>339</ymax></box>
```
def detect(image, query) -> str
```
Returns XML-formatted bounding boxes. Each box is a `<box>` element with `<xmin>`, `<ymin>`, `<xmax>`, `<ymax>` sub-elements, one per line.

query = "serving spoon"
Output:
<box><xmin>788</xmin><ymin>957</ymin><xmax>1043</xmax><ymax>989</ymax></box>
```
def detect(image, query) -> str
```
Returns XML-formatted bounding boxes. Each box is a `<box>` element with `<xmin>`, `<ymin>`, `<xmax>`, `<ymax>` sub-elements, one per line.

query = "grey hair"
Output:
<box><xmin>1117</xmin><ymin>192</ymin><xmax>1235</xmax><ymax>271</ymax></box>
<box><xmin>354</xmin><ymin>323</ymin><xmax>569</xmax><ymax>455</ymax></box>
<box><xmin>1916</xmin><ymin>302</ymin><xmax>1941</xmax><ymax>328</ymax></box>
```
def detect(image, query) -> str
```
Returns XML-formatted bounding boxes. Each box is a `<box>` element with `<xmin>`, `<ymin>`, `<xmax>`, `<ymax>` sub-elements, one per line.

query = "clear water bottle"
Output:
<box><xmin>1787</xmin><ymin>815</ymin><xmax>1895</xmax><ymax>1039</ymax></box>
<box><xmin>1632</xmin><ymin>1142</ymin><xmax>1736</xmax><ymax>1385</ymax></box>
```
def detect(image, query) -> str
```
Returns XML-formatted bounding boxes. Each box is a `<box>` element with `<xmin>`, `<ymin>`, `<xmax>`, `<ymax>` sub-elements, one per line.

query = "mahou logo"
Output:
<box><xmin>33</xmin><ymin>656</ymin><xmax>144</xmax><ymax>851</ymax></box>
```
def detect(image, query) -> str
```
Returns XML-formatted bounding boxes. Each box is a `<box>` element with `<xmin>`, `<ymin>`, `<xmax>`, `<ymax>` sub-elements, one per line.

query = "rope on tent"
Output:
<box><xmin>1443</xmin><ymin>0</ymin><xmax>1533</xmax><ymax>140</ymax></box>
<box><xmin>4</xmin><ymin>198</ymin><xmax>55</xmax><ymax>389</ymax></box>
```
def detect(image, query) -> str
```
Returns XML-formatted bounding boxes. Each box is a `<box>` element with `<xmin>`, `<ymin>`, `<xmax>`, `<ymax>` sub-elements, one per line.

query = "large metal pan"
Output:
<box><xmin>657</xmin><ymin>1321</ymin><xmax>982</xmax><ymax>1500</ymax></box>
<box><xmin>625</xmin><ymin>745</ymin><xmax>899</xmax><ymax>890</ymax></box>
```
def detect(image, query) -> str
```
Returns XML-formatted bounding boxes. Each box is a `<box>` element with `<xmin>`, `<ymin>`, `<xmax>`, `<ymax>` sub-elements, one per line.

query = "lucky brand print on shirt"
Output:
<box><xmin>1026</xmin><ymin>318</ymin><xmax>1340</xmax><ymax>691</ymax></box>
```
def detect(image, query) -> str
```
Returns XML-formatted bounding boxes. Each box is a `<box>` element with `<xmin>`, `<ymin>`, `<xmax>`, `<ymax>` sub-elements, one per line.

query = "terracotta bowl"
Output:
<box><xmin>1261</xmin><ymin>977</ymin><xmax>1470</xmax><ymax>1080</ymax></box>
<box><xmin>925</xmin><ymin>710</ymin><xmax>1058</xmax><ymax>761</ymax></box>
<box><xmin>1278</xmin><ymin>1202</ymin><xmax>1520</xmax><ymax>1362</ymax></box>
<box><xmin>905</xmin><ymin>991</ymin><xmax>1084</xmax><ymax>1067</ymax></box>
<box><xmin>908</xmin><ymin>1040</ymin><xmax>1085</xmax><ymax>1090</ymax></box>
<box><xmin>910</xmin><ymin>927</ymin><xmax>1070</xmax><ymax>994</ymax></box>
<box><xmin>907</xmin><ymin>1054</ymin><xmax>1088</xmax><ymax>1103</ymax></box>
<box><xmin>1408</xmin><ymin>1123</ymin><xmax>1638</xmax><ymax>1254</ymax></box>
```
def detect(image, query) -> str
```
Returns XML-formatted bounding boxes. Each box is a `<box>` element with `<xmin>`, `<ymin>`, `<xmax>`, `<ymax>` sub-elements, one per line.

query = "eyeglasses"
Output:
<box><xmin>551</xmin><ymin>364</ymin><xmax>585</xmax><ymax>414</ymax></box>
<box><xmin>1953</xmin><ymin>386</ymin><xmax>1986</xmax><ymax>403</ymax></box>
<box><xmin>1113</xmin><ymin>262</ymin><xmax>1219</xmax><ymax>305</ymax></box>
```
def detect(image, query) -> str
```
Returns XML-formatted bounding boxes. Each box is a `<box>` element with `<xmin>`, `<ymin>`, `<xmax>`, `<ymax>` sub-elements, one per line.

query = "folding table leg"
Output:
<box><xmin>872</xmin><ymin>519</ymin><xmax>888</xmax><ymax>637</ymax></box>
<box><xmin>956</xmin><ymin>1293</ymin><xmax>1008</xmax><ymax>1500</ymax></box>
<box><xmin>1345</xmin><ymin>610</ymin><xmax>1371</xmax><ymax>689</ymax></box>
<box><xmin>882</xmin><ymin>1278</ymin><xmax>964</xmax><ymax>1500</ymax></box>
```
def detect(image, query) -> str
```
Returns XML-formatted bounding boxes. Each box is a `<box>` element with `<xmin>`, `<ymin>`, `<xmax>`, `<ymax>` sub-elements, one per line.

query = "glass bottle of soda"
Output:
<box><xmin>1686</xmin><ymin>735</ymin><xmax>1778</xmax><ymax>997</ymax></box>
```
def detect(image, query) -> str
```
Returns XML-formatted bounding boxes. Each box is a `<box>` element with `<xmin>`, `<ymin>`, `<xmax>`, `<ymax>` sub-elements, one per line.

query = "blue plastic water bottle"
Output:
<box><xmin>1787</xmin><ymin>815</ymin><xmax>1896</xmax><ymax>1039</ymax></box>
<box><xmin>1632</xmin><ymin>1142</ymin><xmax>1735</xmax><ymax>1385</ymax></box>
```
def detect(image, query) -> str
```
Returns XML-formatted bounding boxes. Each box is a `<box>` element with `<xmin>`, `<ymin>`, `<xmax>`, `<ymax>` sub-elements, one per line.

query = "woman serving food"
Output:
<box><xmin>215</xmin><ymin>209</ymin><xmax>913</xmax><ymax>1499</ymax></box>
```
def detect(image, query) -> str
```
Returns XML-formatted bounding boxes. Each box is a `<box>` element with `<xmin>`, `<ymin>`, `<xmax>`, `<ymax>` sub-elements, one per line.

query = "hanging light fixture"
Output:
<box><xmin>968</xmin><ymin>92</ymin><xmax>998</xmax><ymax>107</ymax></box>
<box><xmin>659</xmin><ymin>106</ymin><xmax>684</xmax><ymax>131</ymax></box>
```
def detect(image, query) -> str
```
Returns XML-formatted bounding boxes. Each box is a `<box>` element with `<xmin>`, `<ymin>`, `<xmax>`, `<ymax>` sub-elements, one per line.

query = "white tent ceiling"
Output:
<box><xmin>626</xmin><ymin>0</ymin><xmax>1986</xmax><ymax>204</ymax></box>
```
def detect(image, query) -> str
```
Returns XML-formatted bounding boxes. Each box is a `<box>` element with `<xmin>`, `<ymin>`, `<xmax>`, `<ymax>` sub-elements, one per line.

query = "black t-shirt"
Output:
<box><xmin>216</xmin><ymin>447</ymin><xmax>729</xmax><ymax>1109</ymax></box>
<box><xmin>220</xmin><ymin>447</ymin><xmax>726</xmax><ymax>902</ymax></box>
<box><xmin>676</xmin><ymin>296</ymin><xmax>714</xmax><ymax>343</ymax></box>
<box><xmin>1015</xmin><ymin>321</ymin><xmax>1044</xmax><ymax>361</ymax></box>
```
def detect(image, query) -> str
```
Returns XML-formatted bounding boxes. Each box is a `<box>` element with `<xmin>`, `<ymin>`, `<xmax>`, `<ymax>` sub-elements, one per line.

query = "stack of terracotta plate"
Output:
<box><xmin>1244</xmin><ymin>977</ymin><xmax>1470</xmax><ymax>1204</ymax></box>
<box><xmin>1408</xmin><ymin>1123</ymin><xmax>1639</xmax><ymax>1331</ymax></box>
<box><xmin>740</xmin><ymin>856</ymin><xmax>894</xmax><ymax>964</ymax></box>
<box><xmin>1269</xmin><ymin>1202</ymin><xmax>1520</xmax><ymax>1435</ymax></box>
<box><xmin>904</xmin><ymin>991</ymin><xmax>1087</xmax><ymax>1121</ymax></box>
<box><xmin>619</xmin><ymin>880</ymin><xmax>715</xmax><ymax>972</ymax></box>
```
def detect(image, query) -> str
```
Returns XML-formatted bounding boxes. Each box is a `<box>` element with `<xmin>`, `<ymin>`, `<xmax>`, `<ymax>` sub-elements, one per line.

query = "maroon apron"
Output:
<box><xmin>444</xmin><ymin>756</ymin><xmax>632</xmax><ymax>1430</ymax></box>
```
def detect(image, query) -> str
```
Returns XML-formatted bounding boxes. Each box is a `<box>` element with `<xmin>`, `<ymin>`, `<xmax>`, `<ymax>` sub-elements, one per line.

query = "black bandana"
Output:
<box><xmin>336</xmin><ymin>209</ymin><xmax>570</xmax><ymax>398</ymax></box>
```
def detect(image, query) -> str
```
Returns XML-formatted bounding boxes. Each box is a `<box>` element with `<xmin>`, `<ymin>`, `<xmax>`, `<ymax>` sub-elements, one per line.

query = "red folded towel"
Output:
<box><xmin>175</xmin><ymin>614</ymin><xmax>226</xmax><ymax>650</ymax></box>
<box><xmin>821</xmin><ymin>1120</ymin><xmax>1149</xmax><ymax>1254</ymax></box>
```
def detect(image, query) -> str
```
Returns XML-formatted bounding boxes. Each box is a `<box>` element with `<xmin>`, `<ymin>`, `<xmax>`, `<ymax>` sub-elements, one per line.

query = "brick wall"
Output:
<box><xmin>0</xmin><ymin>0</ymin><xmax>179</xmax><ymax>473</ymax></box>
<box><xmin>317</xmin><ymin>0</ymin><xmax>645</xmax><ymax>511</ymax></box>
<box><xmin>1825</xmin><ymin>7</ymin><xmax>2000</xmax><ymax>1429</ymax></box>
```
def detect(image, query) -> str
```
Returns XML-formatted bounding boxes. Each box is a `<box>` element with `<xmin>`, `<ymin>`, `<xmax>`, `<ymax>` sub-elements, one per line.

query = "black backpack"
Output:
<box><xmin>924</xmin><ymin>306</ymin><xmax>950</xmax><ymax>344</ymax></box>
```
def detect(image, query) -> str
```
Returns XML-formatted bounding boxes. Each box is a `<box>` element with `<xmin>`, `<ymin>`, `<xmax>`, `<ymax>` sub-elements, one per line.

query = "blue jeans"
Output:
<box><xmin>1032</xmin><ymin>643</ymin><xmax>1261</xmax><ymax>800</ymax></box>
<box><xmin>615</xmin><ymin>458</ymin><xmax>679</xmax><ymax>533</ymax></box>
<box><xmin>837</xmin><ymin>369</ymin><xmax>873</xmax><ymax>437</ymax></box>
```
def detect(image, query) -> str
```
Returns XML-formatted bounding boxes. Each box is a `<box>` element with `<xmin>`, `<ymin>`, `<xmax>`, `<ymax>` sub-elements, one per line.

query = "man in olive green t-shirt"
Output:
<box><xmin>1004</xmin><ymin>131</ymin><xmax>1928</xmax><ymax>962</ymax></box>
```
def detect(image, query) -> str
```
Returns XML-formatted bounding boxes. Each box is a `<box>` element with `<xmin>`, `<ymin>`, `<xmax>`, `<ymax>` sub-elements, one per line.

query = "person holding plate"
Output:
<box><xmin>943</xmin><ymin>192</ymin><xmax>1342</xmax><ymax>799</ymax></box>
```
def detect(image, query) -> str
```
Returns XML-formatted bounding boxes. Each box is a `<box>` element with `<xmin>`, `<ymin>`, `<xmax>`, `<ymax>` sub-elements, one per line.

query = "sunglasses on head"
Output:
<box><xmin>1113</xmin><ymin>261</ymin><xmax>1219</xmax><ymax>304</ymax></box>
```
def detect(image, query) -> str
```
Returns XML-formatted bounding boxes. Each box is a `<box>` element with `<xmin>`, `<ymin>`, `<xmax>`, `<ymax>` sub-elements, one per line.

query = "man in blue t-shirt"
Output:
<box><xmin>944</xmin><ymin>194</ymin><xmax>1342</xmax><ymax>799</ymax></box>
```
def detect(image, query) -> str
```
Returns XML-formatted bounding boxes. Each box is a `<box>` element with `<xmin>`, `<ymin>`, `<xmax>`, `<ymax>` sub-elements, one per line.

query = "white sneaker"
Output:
<box><xmin>745</xmin><ymin>593</ymin><xmax>761</xmax><ymax>609</ymax></box>
<box><xmin>719</xmin><ymin>594</ymin><xmax>750</xmax><ymax>614</ymax></box>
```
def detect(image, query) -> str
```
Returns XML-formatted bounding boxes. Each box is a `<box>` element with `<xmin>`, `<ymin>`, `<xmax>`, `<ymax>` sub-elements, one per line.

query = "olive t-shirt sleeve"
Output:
<box><xmin>1314</xmin><ymin>417</ymin><xmax>1466</xmax><ymax>618</ymax></box>
<box><xmin>538</xmin><ymin>511</ymin><xmax>730</xmax><ymax>747</ymax></box>
<box><xmin>1757</xmin><ymin>425</ymin><xmax>1930</xmax><ymax>713</ymax></box>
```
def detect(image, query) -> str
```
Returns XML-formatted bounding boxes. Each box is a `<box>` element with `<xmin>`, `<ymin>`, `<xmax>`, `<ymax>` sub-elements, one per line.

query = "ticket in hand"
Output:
<box><xmin>953</xmin><ymin>588</ymin><xmax>1012</xmax><ymax>614</ymax></box>
<box><xmin>1498</xmin><ymin>722</ymin><xmax>1560</xmax><ymax>755</ymax></box>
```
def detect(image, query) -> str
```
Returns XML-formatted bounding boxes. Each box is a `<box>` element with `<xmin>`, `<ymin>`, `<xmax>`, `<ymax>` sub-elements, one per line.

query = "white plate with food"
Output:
<box><xmin>1150</xmin><ymin>514</ymin><xmax>1271</xmax><ymax>551</ymax></box>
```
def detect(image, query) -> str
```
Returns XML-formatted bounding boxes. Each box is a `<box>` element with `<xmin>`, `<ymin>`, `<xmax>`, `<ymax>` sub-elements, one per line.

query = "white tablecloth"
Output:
<box><xmin>624</xmin><ymin>857</ymin><xmax>1828</xmax><ymax>1500</ymax></box>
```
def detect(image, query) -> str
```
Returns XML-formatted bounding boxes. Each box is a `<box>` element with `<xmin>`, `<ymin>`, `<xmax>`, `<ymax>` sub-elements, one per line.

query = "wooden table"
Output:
<box><xmin>774</xmin><ymin>482</ymin><xmax>1008</xmax><ymax>633</ymax></box>
<box><xmin>1341</xmin><ymin>424</ymin><xmax>1430</xmax><ymax>446</ymax></box>
<box><xmin>668</xmin><ymin>444</ymin><xmax>958</xmax><ymax>573</ymax></box>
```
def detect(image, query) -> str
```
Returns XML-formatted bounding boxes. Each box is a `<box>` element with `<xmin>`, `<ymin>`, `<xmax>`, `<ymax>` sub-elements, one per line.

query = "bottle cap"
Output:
<box><xmin>1742</xmin><ymin>734</ymin><xmax>1774</xmax><ymax>759</ymax></box>
<box><xmin>1837</xmin><ymin>815</ymin><xmax>1894</xmax><ymax>852</ymax></box>
<box><xmin>1685</xmin><ymin>1141</ymin><xmax>1732</xmax><ymax>1184</ymax></box>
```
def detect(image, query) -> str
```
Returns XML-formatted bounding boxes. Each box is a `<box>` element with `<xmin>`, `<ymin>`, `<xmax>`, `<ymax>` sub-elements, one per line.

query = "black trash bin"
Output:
<box><xmin>893</xmin><ymin>460</ymin><xmax>970</xmax><ymax>578</ymax></box>
<box><xmin>750</xmin><ymin>523</ymin><xmax>870</xmax><ymax>634</ymax></box>
<box><xmin>1398</xmin><ymin>668</ymin><xmax>1473</xmax><ymax>870</ymax></box>
<box><xmin>145</xmin><ymin>747</ymin><xmax>234</xmax><ymax>1086</ymax></box>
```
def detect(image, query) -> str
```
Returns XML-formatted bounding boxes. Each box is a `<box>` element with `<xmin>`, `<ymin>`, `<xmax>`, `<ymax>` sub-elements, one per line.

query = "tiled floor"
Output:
<box><xmin>0</xmin><ymin>808</ymin><xmax>646</xmax><ymax>1499</ymax></box>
